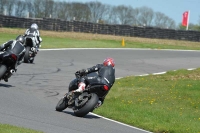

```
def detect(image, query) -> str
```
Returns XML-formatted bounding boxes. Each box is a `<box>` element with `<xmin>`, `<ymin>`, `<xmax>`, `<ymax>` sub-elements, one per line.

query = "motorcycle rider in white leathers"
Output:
<box><xmin>23</xmin><ymin>23</ymin><xmax>42</xmax><ymax>52</ymax></box>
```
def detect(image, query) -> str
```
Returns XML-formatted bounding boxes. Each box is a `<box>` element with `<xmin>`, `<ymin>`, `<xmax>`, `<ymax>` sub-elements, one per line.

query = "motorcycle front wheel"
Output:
<box><xmin>0</xmin><ymin>65</ymin><xmax>7</xmax><ymax>78</ymax></box>
<box><xmin>55</xmin><ymin>97</ymin><xmax>68</xmax><ymax>112</ymax></box>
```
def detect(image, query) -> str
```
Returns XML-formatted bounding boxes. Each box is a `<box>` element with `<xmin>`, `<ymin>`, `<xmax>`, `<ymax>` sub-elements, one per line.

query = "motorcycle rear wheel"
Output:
<box><xmin>24</xmin><ymin>46</ymin><xmax>34</xmax><ymax>63</ymax></box>
<box><xmin>55</xmin><ymin>97</ymin><xmax>68</xmax><ymax>112</ymax></box>
<box><xmin>74</xmin><ymin>93</ymin><xmax>98</xmax><ymax>117</ymax></box>
<box><xmin>0</xmin><ymin>65</ymin><xmax>7</xmax><ymax>78</ymax></box>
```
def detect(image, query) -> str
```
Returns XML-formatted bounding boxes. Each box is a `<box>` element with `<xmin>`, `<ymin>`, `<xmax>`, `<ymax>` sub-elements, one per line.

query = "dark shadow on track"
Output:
<box><xmin>61</xmin><ymin>110</ymin><xmax>100</xmax><ymax>119</ymax></box>
<box><xmin>0</xmin><ymin>83</ymin><xmax>14</xmax><ymax>88</ymax></box>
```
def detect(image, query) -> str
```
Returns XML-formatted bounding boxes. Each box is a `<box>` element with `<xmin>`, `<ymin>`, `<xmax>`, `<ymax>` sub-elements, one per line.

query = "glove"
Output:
<box><xmin>78</xmin><ymin>69</ymin><xmax>87</xmax><ymax>75</ymax></box>
<box><xmin>95</xmin><ymin>100</ymin><xmax>102</xmax><ymax>108</ymax></box>
<box><xmin>39</xmin><ymin>37</ymin><xmax>42</xmax><ymax>42</ymax></box>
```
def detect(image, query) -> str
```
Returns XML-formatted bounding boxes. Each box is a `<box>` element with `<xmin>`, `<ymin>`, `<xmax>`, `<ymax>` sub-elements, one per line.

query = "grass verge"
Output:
<box><xmin>0</xmin><ymin>27</ymin><xmax>200</xmax><ymax>50</ymax></box>
<box><xmin>0</xmin><ymin>124</ymin><xmax>43</xmax><ymax>133</ymax></box>
<box><xmin>94</xmin><ymin>68</ymin><xmax>200</xmax><ymax>133</ymax></box>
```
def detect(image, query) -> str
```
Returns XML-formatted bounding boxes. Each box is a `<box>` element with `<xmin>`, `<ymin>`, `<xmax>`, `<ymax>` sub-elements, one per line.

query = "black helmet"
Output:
<box><xmin>16</xmin><ymin>35</ymin><xmax>25</xmax><ymax>44</ymax></box>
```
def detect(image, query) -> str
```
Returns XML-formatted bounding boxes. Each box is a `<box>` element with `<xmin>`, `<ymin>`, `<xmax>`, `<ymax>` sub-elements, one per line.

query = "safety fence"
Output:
<box><xmin>0</xmin><ymin>15</ymin><xmax>200</xmax><ymax>42</ymax></box>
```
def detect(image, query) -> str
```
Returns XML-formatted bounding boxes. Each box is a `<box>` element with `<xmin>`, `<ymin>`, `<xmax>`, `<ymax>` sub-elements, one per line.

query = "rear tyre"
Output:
<box><xmin>0</xmin><ymin>65</ymin><xmax>7</xmax><ymax>78</ymax></box>
<box><xmin>74</xmin><ymin>93</ymin><xmax>98</xmax><ymax>117</ymax></box>
<box><xmin>55</xmin><ymin>97</ymin><xmax>68</xmax><ymax>112</ymax></box>
<box><xmin>24</xmin><ymin>46</ymin><xmax>34</xmax><ymax>63</ymax></box>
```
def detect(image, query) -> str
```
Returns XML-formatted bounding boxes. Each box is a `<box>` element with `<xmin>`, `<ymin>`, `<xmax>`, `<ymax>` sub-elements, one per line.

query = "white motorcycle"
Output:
<box><xmin>23</xmin><ymin>36</ymin><xmax>38</xmax><ymax>63</ymax></box>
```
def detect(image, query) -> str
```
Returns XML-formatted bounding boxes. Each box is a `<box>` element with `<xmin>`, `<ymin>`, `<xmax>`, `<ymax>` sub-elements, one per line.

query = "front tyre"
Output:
<box><xmin>0</xmin><ymin>65</ymin><xmax>7</xmax><ymax>78</ymax></box>
<box><xmin>74</xmin><ymin>93</ymin><xmax>99</xmax><ymax>117</ymax></box>
<box><xmin>55</xmin><ymin>97</ymin><xmax>68</xmax><ymax>112</ymax></box>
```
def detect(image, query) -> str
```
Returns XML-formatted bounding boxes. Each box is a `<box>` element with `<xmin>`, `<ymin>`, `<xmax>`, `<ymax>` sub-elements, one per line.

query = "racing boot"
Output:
<box><xmin>31</xmin><ymin>46</ymin><xmax>38</xmax><ymax>54</ymax></box>
<box><xmin>74</xmin><ymin>82</ymin><xmax>86</xmax><ymax>93</ymax></box>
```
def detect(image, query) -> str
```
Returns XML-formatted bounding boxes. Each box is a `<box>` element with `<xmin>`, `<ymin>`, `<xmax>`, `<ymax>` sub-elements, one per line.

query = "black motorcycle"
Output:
<box><xmin>24</xmin><ymin>36</ymin><xmax>38</xmax><ymax>63</ymax></box>
<box><xmin>0</xmin><ymin>51</ymin><xmax>18</xmax><ymax>82</ymax></box>
<box><xmin>55</xmin><ymin>72</ymin><xmax>109</xmax><ymax>117</ymax></box>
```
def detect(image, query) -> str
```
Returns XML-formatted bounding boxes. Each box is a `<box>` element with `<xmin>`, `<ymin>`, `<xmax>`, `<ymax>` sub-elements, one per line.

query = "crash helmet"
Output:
<box><xmin>103</xmin><ymin>57</ymin><xmax>115</xmax><ymax>67</ymax></box>
<box><xmin>16</xmin><ymin>35</ymin><xmax>25</xmax><ymax>44</ymax></box>
<box><xmin>31</xmin><ymin>23</ymin><xmax>38</xmax><ymax>30</ymax></box>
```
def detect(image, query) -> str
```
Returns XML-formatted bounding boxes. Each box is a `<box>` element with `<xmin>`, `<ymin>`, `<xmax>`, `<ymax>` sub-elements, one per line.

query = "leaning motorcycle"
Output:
<box><xmin>55</xmin><ymin>72</ymin><xmax>109</xmax><ymax>117</ymax></box>
<box><xmin>23</xmin><ymin>36</ymin><xmax>38</xmax><ymax>63</ymax></box>
<box><xmin>0</xmin><ymin>51</ymin><xmax>18</xmax><ymax>82</ymax></box>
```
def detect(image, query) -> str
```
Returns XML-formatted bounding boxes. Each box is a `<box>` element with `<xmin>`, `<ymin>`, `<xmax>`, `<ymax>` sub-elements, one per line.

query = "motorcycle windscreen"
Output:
<box><xmin>68</xmin><ymin>78</ymin><xmax>78</xmax><ymax>92</ymax></box>
<box><xmin>8</xmin><ymin>42</ymin><xmax>25</xmax><ymax>55</ymax></box>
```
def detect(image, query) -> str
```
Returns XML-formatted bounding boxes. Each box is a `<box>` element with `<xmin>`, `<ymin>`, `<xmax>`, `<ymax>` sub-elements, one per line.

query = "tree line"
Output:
<box><xmin>0</xmin><ymin>0</ymin><xmax>200</xmax><ymax>31</ymax></box>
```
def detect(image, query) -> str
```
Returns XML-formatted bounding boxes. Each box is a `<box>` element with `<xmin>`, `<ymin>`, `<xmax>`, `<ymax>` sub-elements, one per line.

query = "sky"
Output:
<box><xmin>56</xmin><ymin>0</ymin><xmax>200</xmax><ymax>25</ymax></box>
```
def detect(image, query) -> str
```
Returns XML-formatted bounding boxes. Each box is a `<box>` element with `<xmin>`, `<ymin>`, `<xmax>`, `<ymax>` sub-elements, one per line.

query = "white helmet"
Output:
<box><xmin>31</xmin><ymin>23</ymin><xmax>38</xmax><ymax>30</ymax></box>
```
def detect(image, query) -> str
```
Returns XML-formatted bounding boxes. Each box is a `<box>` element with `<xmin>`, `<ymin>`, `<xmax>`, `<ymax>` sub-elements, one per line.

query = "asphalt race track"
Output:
<box><xmin>1</xmin><ymin>49</ymin><xmax>200</xmax><ymax>133</ymax></box>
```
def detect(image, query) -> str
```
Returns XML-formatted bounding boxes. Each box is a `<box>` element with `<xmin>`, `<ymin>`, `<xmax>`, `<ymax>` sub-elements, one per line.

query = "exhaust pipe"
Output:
<box><xmin>10</xmin><ymin>69</ymin><xmax>15</xmax><ymax>73</ymax></box>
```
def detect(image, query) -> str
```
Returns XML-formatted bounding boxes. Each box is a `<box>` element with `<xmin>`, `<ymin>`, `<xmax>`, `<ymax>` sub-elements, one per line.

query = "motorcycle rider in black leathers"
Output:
<box><xmin>68</xmin><ymin>57</ymin><xmax>115</xmax><ymax>108</ymax></box>
<box><xmin>0</xmin><ymin>35</ymin><xmax>26</xmax><ymax>82</ymax></box>
<box><xmin>23</xmin><ymin>23</ymin><xmax>42</xmax><ymax>53</ymax></box>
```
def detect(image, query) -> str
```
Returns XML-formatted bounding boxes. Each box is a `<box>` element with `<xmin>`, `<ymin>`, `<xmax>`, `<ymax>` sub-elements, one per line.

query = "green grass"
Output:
<box><xmin>94</xmin><ymin>69</ymin><xmax>200</xmax><ymax>133</ymax></box>
<box><xmin>0</xmin><ymin>33</ymin><xmax>192</xmax><ymax>49</ymax></box>
<box><xmin>0</xmin><ymin>28</ymin><xmax>200</xmax><ymax>50</ymax></box>
<box><xmin>0</xmin><ymin>124</ymin><xmax>43</xmax><ymax>133</ymax></box>
<box><xmin>8</xmin><ymin>36</ymin><xmax>200</xmax><ymax>50</ymax></box>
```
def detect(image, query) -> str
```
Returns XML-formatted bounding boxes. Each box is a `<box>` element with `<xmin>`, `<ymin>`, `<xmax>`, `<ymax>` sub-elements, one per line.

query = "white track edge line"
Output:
<box><xmin>40</xmin><ymin>48</ymin><xmax>200</xmax><ymax>52</ymax></box>
<box><xmin>89</xmin><ymin>113</ymin><xmax>153</xmax><ymax>133</ymax></box>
